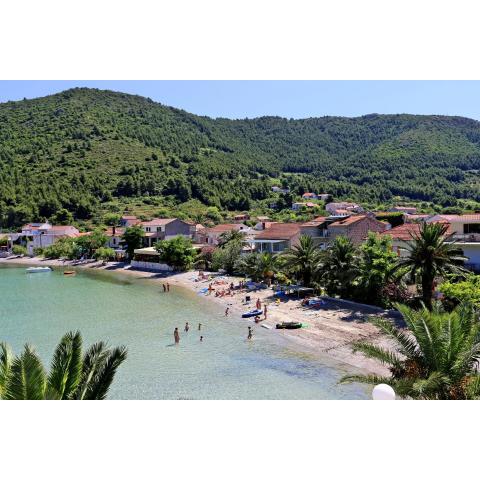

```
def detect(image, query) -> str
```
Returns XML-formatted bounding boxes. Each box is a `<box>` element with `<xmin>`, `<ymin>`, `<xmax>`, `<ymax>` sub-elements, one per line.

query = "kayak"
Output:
<box><xmin>241</xmin><ymin>309</ymin><xmax>263</xmax><ymax>318</ymax></box>
<box><xmin>276</xmin><ymin>322</ymin><xmax>302</xmax><ymax>330</ymax></box>
<box><xmin>26</xmin><ymin>267</ymin><xmax>52</xmax><ymax>273</ymax></box>
<box><xmin>64</xmin><ymin>270</ymin><xmax>76</xmax><ymax>276</ymax></box>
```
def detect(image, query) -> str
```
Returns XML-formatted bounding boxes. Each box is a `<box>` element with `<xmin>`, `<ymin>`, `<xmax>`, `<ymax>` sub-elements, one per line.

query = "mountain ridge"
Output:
<box><xmin>1</xmin><ymin>87</ymin><xmax>480</xmax><ymax>228</ymax></box>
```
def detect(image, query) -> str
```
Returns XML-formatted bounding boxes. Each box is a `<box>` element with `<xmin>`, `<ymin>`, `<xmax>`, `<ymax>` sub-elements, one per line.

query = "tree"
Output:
<box><xmin>211</xmin><ymin>241</ymin><xmax>243</xmax><ymax>274</ymax></box>
<box><xmin>94</xmin><ymin>247</ymin><xmax>116</xmax><ymax>262</ymax></box>
<box><xmin>12</xmin><ymin>245</ymin><xmax>27</xmax><ymax>256</ymax></box>
<box><xmin>439</xmin><ymin>274</ymin><xmax>480</xmax><ymax>309</ymax></box>
<box><xmin>122</xmin><ymin>225</ymin><xmax>145</xmax><ymax>260</ymax></box>
<box><xmin>77</xmin><ymin>229</ymin><xmax>108</xmax><ymax>258</ymax></box>
<box><xmin>0</xmin><ymin>331</ymin><xmax>127</xmax><ymax>400</ymax></box>
<box><xmin>395</xmin><ymin>222</ymin><xmax>467</xmax><ymax>309</ymax></box>
<box><xmin>236</xmin><ymin>252</ymin><xmax>280</xmax><ymax>283</ymax></box>
<box><xmin>318</xmin><ymin>236</ymin><xmax>357</xmax><ymax>297</ymax></box>
<box><xmin>51</xmin><ymin>208</ymin><xmax>74</xmax><ymax>225</ymax></box>
<box><xmin>340</xmin><ymin>302</ymin><xmax>480</xmax><ymax>400</ymax></box>
<box><xmin>354</xmin><ymin>233</ymin><xmax>399</xmax><ymax>306</ymax></box>
<box><xmin>281</xmin><ymin>235</ymin><xmax>322</xmax><ymax>287</ymax></box>
<box><xmin>218</xmin><ymin>229</ymin><xmax>246</xmax><ymax>247</ymax></box>
<box><xmin>103</xmin><ymin>212</ymin><xmax>121</xmax><ymax>226</ymax></box>
<box><xmin>155</xmin><ymin>236</ymin><xmax>196</xmax><ymax>271</ymax></box>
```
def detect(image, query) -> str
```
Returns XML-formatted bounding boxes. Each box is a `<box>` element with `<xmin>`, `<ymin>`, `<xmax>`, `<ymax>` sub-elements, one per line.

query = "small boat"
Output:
<box><xmin>26</xmin><ymin>266</ymin><xmax>52</xmax><ymax>273</ymax></box>
<box><xmin>63</xmin><ymin>270</ymin><xmax>76</xmax><ymax>276</ymax></box>
<box><xmin>261</xmin><ymin>324</ymin><xmax>272</xmax><ymax>329</ymax></box>
<box><xmin>276</xmin><ymin>321</ymin><xmax>302</xmax><ymax>330</ymax></box>
<box><xmin>241</xmin><ymin>309</ymin><xmax>263</xmax><ymax>318</ymax></box>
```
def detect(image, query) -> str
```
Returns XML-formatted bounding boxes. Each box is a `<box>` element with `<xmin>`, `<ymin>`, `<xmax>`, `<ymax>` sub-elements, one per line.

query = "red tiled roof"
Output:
<box><xmin>301</xmin><ymin>216</ymin><xmax>327</xmax><ymax>227</ymax></box>
<box><xmin>255</xmin><ymin>223</ymin><xmax>301</xmax><ymax>240</ymax></box>
<box><xmin>48</xmin><ymin>225</ymin><xmax>76</xmax><ymax>231</ymax></box>
<box><xmin>141</xmin><ymin>218</ymin><xmax>176</xmax><ymax>227</ymax></box>
<box><xmin>206</xmin><ymin>224</ymin><xmax>244</xmax><ymax>233</ymax></box>
<box><xmin>431</xmin><ymin>214</ymin><xmax>480</xmax><ymax>222</ymax></box>
<box><xmin>382</xmin><ymin>223</ymin><xmax>422</xmax><ymax>241</ymax></box>
<box><xmin>329</xmin><ymin>215</ymin><xmax>367</xmax><ymax>227</ymax></box>
<box><xmin>105</xmin><ymin>227</ymin><xmax>125</xmax><ymax>236</ymax></box>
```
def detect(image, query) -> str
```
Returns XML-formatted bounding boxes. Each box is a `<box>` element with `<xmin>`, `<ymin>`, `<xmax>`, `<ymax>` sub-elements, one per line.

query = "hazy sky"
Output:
<box><xmin>1</xmin><ymin>80</ymin><xmax>480</xmax><ymax>120</ymax></box>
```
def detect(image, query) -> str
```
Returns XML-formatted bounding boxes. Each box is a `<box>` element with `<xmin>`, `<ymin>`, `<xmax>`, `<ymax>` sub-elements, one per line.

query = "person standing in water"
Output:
<box><xmin>198</xmin><ymin>323</ymin><xmax>202</xmax><ymax>331</ymax></box>
<box><xmin>166</xmin><ymin>282</ymin><xmax>170</xmax><ymax>292</ymax></box>
<box><xmin>225</xmin><ymin>307</ymin><xmax>229</xmax><ymax>316</ymax></box>
<box><xmin>247</xmin><ymin>326</ymin><xmax>253</xmax><ymax>340</ymax></box>
<box><xmin>184</xmin><ymin>322</ymin><xmax>190</xmax><ymax>332</ymax></box>
<box><xmin>200</xmin><ymin>336</ymin><xmax>203</xmax><ymax>342</ymax></box>
<box><xmin>174</xmin><ymin>327</ymin><xmax>180</xmax><ymax>344</ymax></box>
<box><xmin>162</xmin><ymin>284</ymin><xmax>166</xmax><ymax>292</ymax></box>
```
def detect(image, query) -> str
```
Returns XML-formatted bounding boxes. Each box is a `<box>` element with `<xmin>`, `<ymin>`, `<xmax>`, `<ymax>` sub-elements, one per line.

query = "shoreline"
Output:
<box><xmin>0</xmin><ymin>256</ymin><xmax>395</xmax><ymax>377</ymax></box>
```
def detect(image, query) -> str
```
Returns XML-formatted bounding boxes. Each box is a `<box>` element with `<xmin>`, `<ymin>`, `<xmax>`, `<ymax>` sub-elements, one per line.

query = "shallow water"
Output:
<box><xmin>0</xmin><ymin>265</ymin><xmax>368</xmax><ymax>399</ymax></box>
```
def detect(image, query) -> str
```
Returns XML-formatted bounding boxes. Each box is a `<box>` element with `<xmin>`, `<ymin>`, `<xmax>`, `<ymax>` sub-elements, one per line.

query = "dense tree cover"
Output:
<box><xmin>439</xmin><ymin>274</ymin><xmax>480</xmax><ymax>308</ymax></box>
<box><xmin>2</xmin><ymin>87</ymin><xmax>480</xmax><ymax>229</ymax></box>
<box><xmin>0</xmin><ymin>331</ymin><xmax>127</xmax><ymax>400</ymax></box>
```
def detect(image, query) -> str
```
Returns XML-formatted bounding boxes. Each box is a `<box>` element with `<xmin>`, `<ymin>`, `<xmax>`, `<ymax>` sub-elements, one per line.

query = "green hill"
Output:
<box><xmin>1</xmin><ymin>87</ymin><xmax>480</xmax><ymax>228</ymax></box>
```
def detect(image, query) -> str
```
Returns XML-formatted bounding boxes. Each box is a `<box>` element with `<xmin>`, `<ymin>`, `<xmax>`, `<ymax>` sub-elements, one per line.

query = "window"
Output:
<box><xmin>145</xmin><ymin>227</ymin><xmax>151</xmax><ymax>232</ymax></box>
<box><xmin>157</xmin><ymin>226</ymin><xmax>162</xmax><ymax>232</ymax></box>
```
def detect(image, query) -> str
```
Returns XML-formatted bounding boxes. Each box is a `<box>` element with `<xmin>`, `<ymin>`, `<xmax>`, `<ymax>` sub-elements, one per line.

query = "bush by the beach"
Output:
<box><xmin>155</xmin><ymin>236</ymin><xmax>196</xmax><ymax>271</ymax></box>
<box><xmin>94</xmin><ymin>247</ymin><xmax>116</xmax><ymax>262</ymax></box>
<box><xmin>12</xmin><ymin>245</ymin><xmax>27</xmax><ymax>256</ymax></box>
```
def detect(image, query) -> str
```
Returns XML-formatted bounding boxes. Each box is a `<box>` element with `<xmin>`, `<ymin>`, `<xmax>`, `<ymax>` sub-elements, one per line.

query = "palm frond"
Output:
<box><xmin>350</xmin><ymin>342</ymin><xmax>403</xmax><ymax>369</ymax></box>
<box><xmin>0</xmin><ymin>342</ymin><xmax>13</xmax><ymax>399</ymax></box>
<box><xmin>339</xmin><ymin>374</ymin><xmax>393</xmax><ymax>386</ymax></box>
<box><xmin>5</xmin><ymin>345</ymin><xmax>46</xmax><ymax>400</ymax></box>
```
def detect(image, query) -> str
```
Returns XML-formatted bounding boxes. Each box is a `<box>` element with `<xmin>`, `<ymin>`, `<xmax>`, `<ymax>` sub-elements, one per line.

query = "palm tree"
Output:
<box><xmin>340</xmin><ymin>302</ymin><xmax>480</xmax><ymax>399</ymax></box>
<box><xmin>0</xmin><ymin>331</ymin><xmax>127</xmax><ymax>400</ymax></box>
<box><xmin>257</xmin><ymin>252</ymin><xmax>280</xmax><ymax>284</ymax></box>
<box><xmin>281</xmin><ymin>235</ymin><xmax>322</xmax><ymax>287</ymax></box>
<box><xmin>395</xmin><ymin>222</ymin><xmax>467</xmax><ymax>309</ymax></box>
<box><xmin>317</xmin><ymin>236</ymin><xmax>357</xmax><ymax>297</ymax></box>
<box><xmin>236</xmin><ymin>252</ymin><xmax>279</xmax><ymax>283</ymax></box>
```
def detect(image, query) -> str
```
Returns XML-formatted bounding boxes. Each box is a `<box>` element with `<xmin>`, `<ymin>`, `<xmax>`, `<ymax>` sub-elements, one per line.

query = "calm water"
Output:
<box><xmin>0</xmin><ymin>265</ymin><xmax>368</xmax><ymax>399</ymax></box>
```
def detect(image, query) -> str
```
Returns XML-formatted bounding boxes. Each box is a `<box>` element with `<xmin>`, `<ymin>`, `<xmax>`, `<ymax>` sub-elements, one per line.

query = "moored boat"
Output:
<box><xmin>26</xmin><ymin>266</ymin><xmax>52</xmax><ymax>273</ymax></box>
<box><xmin>276</xmin><ymin>321</ymin><xmax>302</xmax><ymax>330</ymax></box>
<box><xmin>241</xmin><ymin>309</ymin><xmax>263</xmax><ymax>318</ymax></box>
<box><xmin>63</xmin><ymin>270</ymin><xmax>76</xmax><ymax>276</ymax></box>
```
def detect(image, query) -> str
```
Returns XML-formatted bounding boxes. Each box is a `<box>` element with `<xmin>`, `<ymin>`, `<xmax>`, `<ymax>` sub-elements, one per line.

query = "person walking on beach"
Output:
<box><xmin>256</xmin><ymin>298</ymin><xmax>261</xmax><ymax>310</ymax></box>
<box><xmin>198</xmin><ymin>323</ymin><xmax>202</xmax><ymax>331</ymax></box>
<box><xmin>247</xmin><ymin>326</ymin><xmax>253</xmax><ymax>340</ymax></box>
<box><xmin>174</xmin><ymin>327</ymin><xmax>180</xmax><ymax>344</ymax></box>
<box><xmin>264</xmin><ymin>304</ymin><xmax>268</xmax><ymax>320</ymax></box>
<box><xmin>225</xmin><ymin>307</ymin><xmax>229</xmax><ymax>316</ymax></box>
<box><xmin>184</xmin><ymin>322</ymin><xmax>189</xmax><ymax>332</ymax></box>
<box><xmin>167</xmin><ymin>282</ymin><xmax>170</xmax><ymax>292</ymax></box>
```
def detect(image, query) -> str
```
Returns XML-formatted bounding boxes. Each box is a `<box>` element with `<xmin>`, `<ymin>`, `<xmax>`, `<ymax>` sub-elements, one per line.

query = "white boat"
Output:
<box><xmin>26</xmin><ymin>266</ymin><xmax>52</xmax><ymax>273</ymax></box>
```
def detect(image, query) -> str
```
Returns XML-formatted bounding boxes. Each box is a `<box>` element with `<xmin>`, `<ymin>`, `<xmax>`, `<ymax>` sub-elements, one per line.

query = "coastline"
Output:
<box><xmin>0</xmin><ymin>256</ymin><xmax>395</xmax><ymax>377</ymax></box>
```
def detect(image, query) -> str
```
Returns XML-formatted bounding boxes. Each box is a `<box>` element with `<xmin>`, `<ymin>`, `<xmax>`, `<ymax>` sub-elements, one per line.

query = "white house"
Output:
<box><xmin>21</xmin><ymin>223</ymin><xmax>80</xmax><ymax>255</ymax></box>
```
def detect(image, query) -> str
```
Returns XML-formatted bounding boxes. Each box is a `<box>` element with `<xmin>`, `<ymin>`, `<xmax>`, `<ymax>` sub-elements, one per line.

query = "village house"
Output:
<box><xmin>254</xmin><ymin>216</ymin><xmax>271</xmax><ymax>230</ymax></box>
<box><xmin>120</xmin><ymin>215</ymin><xmax>140</xmax><ymax>227</ymax></box>
<box><xmin>252</xmin><ymin>223</ymin><xmax>301</xmax><ymax>253</ymax></box>
<box><xmin>326</xmin><ymin>215</ymin><xmax>387</xmax><ymax>244</ymax></box>
<box><xmin>301</xmin><ymin>192</ymin><xmax>318</xmax><ymax>200</ymax></box>
<box><xmin>291</xmin><ymin>202</ymin><xmax>315</xmax><ymax>211</ymax></box>
<box><xmin>196</xmin><ymin>223</ymin><xmax>250</xmax><ymax>246</ymax></box>
<box><xmin>139</xmin><ymin>218</ymin><xmax>193</xmax><ymax>247</ymax></box>
<box><xmin>105</xmin><ymin>226</ymin><xmax>125</xmax><ymax>249</ymax></box>
<box><xmin>427</xmin><ymin>214</ymin><xmax>480</xmax><ymax>271</ymax></box>
<box><xmin>233</xmin><ymin>213</ymin><xmax>250</xmax><ymax>222</ymax></box>
<box><xmin>391</xmin><ymin>206</ymin><xmax>417</xmax><ymax>215</ymax></box>
<box><xmin>325</xmin><ymin>202</ymin><xmax>363</xmax><ymax>216</ymax></box>
<box><xmin>404</xmin><ymin>213</ymin><xmax>432</xmax><ymax>223</ymax></box>
<box><xmin>21</xmin><ymin>223</ymin><xmax>80</xmax><ymax>255</ymax></box>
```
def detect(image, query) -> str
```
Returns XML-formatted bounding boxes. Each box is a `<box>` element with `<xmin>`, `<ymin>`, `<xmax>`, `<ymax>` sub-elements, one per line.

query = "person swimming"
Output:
<box><xmin>174</xmin><ymin>327</ymin><xmax>180</xmax><ymax>344</ymax></box>
<box><xmin>200</xmin><ymin>336</ymin><xmax>203</xmax><ymax>342</ymax></box>
<box><xmin>184</xmin><ymin>322</ymin><xmax>190</xmax><ymax>332</ymax></box>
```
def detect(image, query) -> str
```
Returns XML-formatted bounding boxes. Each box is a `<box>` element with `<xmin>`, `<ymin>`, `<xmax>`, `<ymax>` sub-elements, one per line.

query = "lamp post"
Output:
<box><xmin>372</xmin><ymin>384</ymin><xmax>396</xmax><ymax>400</ymax></box>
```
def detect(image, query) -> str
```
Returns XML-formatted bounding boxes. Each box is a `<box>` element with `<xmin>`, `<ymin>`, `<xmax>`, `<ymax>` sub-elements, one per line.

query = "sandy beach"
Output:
<box><xmin>1</xmin><ymin>256</ymin><xmax>399</xmax><ymax>376</ymax></box>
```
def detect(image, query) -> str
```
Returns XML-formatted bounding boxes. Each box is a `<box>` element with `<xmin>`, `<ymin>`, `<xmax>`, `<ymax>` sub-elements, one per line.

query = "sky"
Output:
<box><xmin>1</xmin><ymin>80</ymin><xmax>480</xmax><ymax>120</ymax></box>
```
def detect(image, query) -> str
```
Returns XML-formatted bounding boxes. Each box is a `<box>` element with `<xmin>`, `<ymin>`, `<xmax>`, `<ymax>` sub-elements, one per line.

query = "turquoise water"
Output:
<box><xmin>0</xmin><ymin>265</ymin><xmax>368</xmax><ymax>399</ymax></box>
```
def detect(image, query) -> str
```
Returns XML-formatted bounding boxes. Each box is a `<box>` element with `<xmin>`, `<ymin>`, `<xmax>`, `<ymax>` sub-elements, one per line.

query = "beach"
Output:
<box><xmin>0</xmin><ymin>256</ymin><xmax>398</xmax><ymax>376</ymax></box>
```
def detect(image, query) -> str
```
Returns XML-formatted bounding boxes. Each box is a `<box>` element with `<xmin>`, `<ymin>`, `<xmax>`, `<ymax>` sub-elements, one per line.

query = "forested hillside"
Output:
<box><xmin>1</xmin><ymin>87</ymin><xmax>480</xmax><ymax>228</ymax></box>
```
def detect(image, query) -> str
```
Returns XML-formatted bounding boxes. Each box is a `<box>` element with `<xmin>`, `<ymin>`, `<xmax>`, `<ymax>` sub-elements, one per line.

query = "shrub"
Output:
<box><xmin>12</xmin><ymin>245</ymin><xmax>27</xmax><ymax>256</ymax></box>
